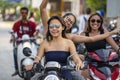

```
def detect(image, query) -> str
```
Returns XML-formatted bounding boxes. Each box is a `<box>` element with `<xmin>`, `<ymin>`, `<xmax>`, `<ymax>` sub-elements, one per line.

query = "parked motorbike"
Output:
<box><xmin>86</xmin><ymin>49</ymin><xmax>120</xmax><ymax>80</ymax></box>
<box><xmin>9</xmin><ymin>31</ymin><xmax>38</xmax><ymax>80</ymax></box>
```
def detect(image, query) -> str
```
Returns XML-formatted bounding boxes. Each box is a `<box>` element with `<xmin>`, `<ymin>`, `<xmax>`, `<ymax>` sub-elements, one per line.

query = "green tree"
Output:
<box><xmin>0</xmin><ymin>0</ymin><xmax>9</xmax><ymax>19</ymax></box>
<box><xmin>86</xmin><ymin>0</ymin><xmax>107</xmax><ymax>14</ymax></box>
<box><xmin>0</xmin><ymin>0</ymin><xmax>22</xmax><ymax>20</ymax></box>
<box><xmin>28</xmin><ymin>1</ymin><xmax>40</xmax><ymax>22</ymax></box>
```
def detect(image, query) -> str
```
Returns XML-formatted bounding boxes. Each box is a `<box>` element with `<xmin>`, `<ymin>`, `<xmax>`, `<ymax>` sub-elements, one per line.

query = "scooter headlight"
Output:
<box><xmin>23</xmin><ymin>47</ymin><xmax>32</xmax><ymax>57</ymax></box>
<box><xmin>22</xmin><ymin>58</ymin><xmax>33</xmax><ymax>66</ymax></box>
<box><xmin>44</xmin><ymin>75</ymin><xmax>60</xmax><ymax>80</ymax></box>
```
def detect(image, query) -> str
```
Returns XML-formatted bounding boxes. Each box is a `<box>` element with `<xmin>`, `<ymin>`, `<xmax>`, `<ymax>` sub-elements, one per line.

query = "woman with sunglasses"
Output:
<box><xmin>26</xmin><ymin>16</ymin><xmax>84</xmax><ymax>80</ymax></box>
<box><xmin>40</xmin><ymin>0</ymin><xmax>120</xmax><ymax>44</ymax></box>
<box><xmin>40</xmin><ymin>0</ymin><xmax>120</xmax><ymax>79</ymax></box>
<box><xmin>80</xmin><ymin>13</ymin><xmax>120</xmax><ymax>79</ymax></box>
<box><xmin>81</xmin><ymin>13</ymin><xmax>119</xmax><ymax>53</ymax></box>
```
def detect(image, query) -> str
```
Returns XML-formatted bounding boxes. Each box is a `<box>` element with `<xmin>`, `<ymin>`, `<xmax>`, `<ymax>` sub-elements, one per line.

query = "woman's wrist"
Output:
<box><xmin>109</xmin><ymin>31</ymin><xmax>114</xmax><ymax>35</ymax></box>
<box><xmin>34</xmin><ymin>56</ymin><xmax>41</xmax><ymax>63</ymax></box>
<box><xmin>35</xmin><ymin>56</ymin><xmax>41</xmax><ymax>60</ymax></box>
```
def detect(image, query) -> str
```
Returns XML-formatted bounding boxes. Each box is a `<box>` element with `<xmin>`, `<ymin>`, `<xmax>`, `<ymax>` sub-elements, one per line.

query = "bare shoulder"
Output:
<box><xmin>64</xmin><ymin>38</ymin><xmax>74</xmax><ymax>45</ymax></box>
<box><xmin>40</xmin><ymin>39</ymin><xmax>48</xmax><ymax>47</ymax></box>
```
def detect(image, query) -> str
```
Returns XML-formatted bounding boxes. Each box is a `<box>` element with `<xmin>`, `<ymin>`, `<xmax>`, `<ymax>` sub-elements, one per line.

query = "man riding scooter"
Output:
<box><xmin>10</xmin><ymin>7</ymin><xmax>36</xmax><ymax>76</ymax></box>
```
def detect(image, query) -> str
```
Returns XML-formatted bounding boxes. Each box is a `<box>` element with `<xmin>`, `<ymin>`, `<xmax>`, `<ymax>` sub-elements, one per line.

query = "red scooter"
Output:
<box><xmin>86</xmin><ymin>49</ymin><xmax>120</xmax><ymax>80</ymax></box>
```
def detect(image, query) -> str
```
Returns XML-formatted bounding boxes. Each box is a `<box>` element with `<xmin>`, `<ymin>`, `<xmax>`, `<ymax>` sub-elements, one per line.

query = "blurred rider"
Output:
<box><xmin>10</xmin><ymin>7</ymin><xmax>36</xmax><ymax>76</ymax></box>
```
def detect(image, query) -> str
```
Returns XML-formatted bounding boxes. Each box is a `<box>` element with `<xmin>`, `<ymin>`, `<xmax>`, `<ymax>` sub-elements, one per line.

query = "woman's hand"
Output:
<box><xmin>25</xmin><ymin>60</ymin><xmax>39</xmax><ymax>71</ymax></box>
<box><xmin>76</xmin><ymin>61</ymin><xmax>84</xmax><ymax>71</ymax></box>
<box><xmin>112</xmin><ymin>27</ymin><xmax>120</xmax><ymax>34</ymax></box>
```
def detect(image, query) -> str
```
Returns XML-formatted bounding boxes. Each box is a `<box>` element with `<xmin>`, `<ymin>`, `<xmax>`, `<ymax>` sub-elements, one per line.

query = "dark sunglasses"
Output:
<box><xmin>90</xmin><ymin>19</ymin><xmax>101</xmax><ymax>23</ymax></box>
<box><xmin>49</xmin><ymin>24</ymin><xmax>60</xmax><ymax>29</ymax></box>
<box><xmin>21</xmin><ymin>11</ymin><xmax>28</xmax><ymax>14</ymax></box>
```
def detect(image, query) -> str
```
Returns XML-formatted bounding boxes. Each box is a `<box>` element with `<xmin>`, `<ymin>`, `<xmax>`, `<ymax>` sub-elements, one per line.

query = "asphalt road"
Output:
<box><xmin>0</xmin><ymin>21</ymin><xmax>22</xmax><ymax>80</ymax></box>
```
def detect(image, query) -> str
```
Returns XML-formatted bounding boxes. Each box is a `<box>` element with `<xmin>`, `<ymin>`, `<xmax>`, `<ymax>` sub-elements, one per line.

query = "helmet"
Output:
<box><xmin>97</xmin><ymin>10</ymin><xmax>104</xmax><ymax>17</ymax></box>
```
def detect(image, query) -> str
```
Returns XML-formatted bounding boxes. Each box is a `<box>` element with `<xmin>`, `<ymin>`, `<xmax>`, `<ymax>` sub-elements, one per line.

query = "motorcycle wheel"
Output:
<box><xmin>24</xmin><ymin>71</ymin><xmax>32</xmax><ymax>80</ymax></box>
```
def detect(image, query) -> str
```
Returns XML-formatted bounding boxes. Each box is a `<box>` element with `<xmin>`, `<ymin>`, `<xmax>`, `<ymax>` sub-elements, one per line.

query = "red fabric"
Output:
<box><xmin>12</xmin><ymin>20</ymin><xmax>36</xmax><ymax>38</ymax></box>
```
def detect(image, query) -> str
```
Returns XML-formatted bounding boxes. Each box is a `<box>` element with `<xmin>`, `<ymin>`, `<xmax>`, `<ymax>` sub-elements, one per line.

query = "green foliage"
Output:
<box><xmin>34</xmin><ymin>8</ymin><xmax>40</xmax><ymax>21</ymax></box>
<box><xmin>28</xmin><ymin>7</ymin><xmax>40</xmax><ymax>22</ymax></box>
<box><xmin>33</xmin><ymin>8</ymin><xmax>40</xmax><ymax>22</ymax></box>
<box><xmin>0</xmin><ymin>0</ymin><xmax>19</xmax><ymax>9</ymax></box>
<box><xmin>0</xmin><ymin>0</ymin><xmax>40</xmax><ymax>21</ymax></box>
<box><xmin>86</xmin><ymin>0</ymin><xmax>107</xmax><ymax>14</ymax></box>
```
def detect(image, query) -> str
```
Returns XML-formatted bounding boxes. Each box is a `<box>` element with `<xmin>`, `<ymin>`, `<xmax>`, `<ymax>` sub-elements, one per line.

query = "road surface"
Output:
<box><xmin>0</xmin><ymin>21</ymin><xmax>22</xmax><ymax>80</ymax></box>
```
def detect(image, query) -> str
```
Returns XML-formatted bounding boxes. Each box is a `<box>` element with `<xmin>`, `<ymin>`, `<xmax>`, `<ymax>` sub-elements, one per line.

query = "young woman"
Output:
<box><xmin>40</xmin><ymin>0</ymin><xmax>120</xmax><ymax>44</ymax></box>
<box><xmin>81</xmin><ymin>13</ymin><xmax>119</xmax><ymax>52</ymax></box>
<box><xmin>26</xmin><ymin>16</ymin><xmax>84</xmax><ymax>80</ymax></box>
<box><xmin>40</xmin><ymin>0</ymin><xmax>120</xmax><ymax>79</ymax></box>
<box><xmin>80</xmin><ymin>13</ymin><xmax>120</xmax><ymax>79</ymax></box>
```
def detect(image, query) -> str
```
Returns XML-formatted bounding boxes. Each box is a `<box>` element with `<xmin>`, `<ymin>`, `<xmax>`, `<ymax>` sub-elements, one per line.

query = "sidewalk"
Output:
<box><xmin>0</xmin><ymin>20</ymin><xmax>15</xmax><ymax>29</ymax></box>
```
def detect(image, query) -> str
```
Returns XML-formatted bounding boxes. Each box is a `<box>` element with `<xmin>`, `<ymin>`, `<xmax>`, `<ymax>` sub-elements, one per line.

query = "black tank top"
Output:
<box><xmin>85</xmin><ymin>30</ymin><xmax>106</xmax><ymax>52</ymax></box>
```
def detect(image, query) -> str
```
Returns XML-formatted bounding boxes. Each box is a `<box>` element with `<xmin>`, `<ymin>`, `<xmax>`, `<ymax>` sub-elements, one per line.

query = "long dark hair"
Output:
<box><xmin>84</xmin><ymin>13</ymin><xmax>104</xmax><ymax>33</ymax></box>
<box><xmin>46</xmin><ymin>16</ymin><xmax>66</xmax><ymax>41</ymax></box>
<box><xmin>29</xmin><ymin>12</ymin><xmax>34</xmax><ymax>19</ymax></box>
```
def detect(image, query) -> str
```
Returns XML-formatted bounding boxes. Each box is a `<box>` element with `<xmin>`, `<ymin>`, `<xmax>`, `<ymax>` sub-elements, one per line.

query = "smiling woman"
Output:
<box><xmin>80</xmin><ymin>12</ymin><xmax>120</xmax><ymax>79</ymax></box>
<box><xmin>25</xmin><ymin>15</ymin><xmax>84</xmax><ymax>80</ymax></box>
<box><xmin>46</xmin><ymin>16</ymin><xmax>66</xmax><ymax>41</ymax></box>
<box><xmin>40</xmin><ymin>0</ymin><xmax>120</xmax><ymax>80</ymax></box>
<box><xmin>81</xmin><ymin>12</ymin><xmax>119</xmax><ymax>51</ymax></box>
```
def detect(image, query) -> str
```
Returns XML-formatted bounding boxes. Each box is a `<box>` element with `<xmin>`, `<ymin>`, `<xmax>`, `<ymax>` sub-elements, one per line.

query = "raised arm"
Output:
<box><xmin>40</xmin><ymin>0</ymin><xmax>49</xmax><ymax>36</ymax></box>
<box><xmin>70</xmin><ymin>27</ymin><xmax>120</xmax><ymax>43</ymax></box>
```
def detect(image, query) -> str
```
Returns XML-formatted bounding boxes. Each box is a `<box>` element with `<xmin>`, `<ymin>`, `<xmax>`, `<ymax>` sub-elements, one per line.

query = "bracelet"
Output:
<box><xmin>35</xmin><ymin>56</ymin><xmax>41</xmax><ymax>60</ymax></box>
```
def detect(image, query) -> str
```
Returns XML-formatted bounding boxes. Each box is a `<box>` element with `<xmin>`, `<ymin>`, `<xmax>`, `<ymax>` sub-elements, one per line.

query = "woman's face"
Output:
<box><xmin>90</xmin><ymin>15</ymin><xmax>101</xmax><ymax>31</ymax></box>
<box><xmin>49</xmin><ymin>19</ymin><xmax>63</xmax><ymax>37</ymax></box>
<box><xmin>63</xmin><ymin>15</ymin><xmax>75</xmax><ymax>30</ymax></box>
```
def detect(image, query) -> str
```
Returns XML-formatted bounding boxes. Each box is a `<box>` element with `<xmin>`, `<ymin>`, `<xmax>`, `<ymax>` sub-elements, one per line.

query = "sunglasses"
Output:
<box><xmin>90</xmin><ymin>19</ymin><xmax>101</xmax><ymax>23</ymax></box>
<box><xmin>49</xmin><ymin>24</ymin><xmax>60</xmax><ymax>29</ymax></box>
<box><xmin>21</xmin><ymin>11</ymin><xmax>28</xmax><ymax>15</ymax></box>
<box><xmin>65</xmin><ymin>16</ymin><xmax>73</xmax><ymax>25</ymax></box>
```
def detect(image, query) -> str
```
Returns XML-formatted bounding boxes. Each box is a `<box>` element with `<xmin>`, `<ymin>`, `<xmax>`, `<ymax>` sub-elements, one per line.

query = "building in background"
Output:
<box><xmin>2</xmin><ymin>0</ymin><xmax>84</xmax><ymax>21</ymax></box>
<box><xmin>30</xmin><ymin>0</ymin><xmax>81</xmax><ymax>17</ymax></box>
<box><xmin>107</xmin><ymin>0</ymin><xmax>120</xmax><ymax>17</ymax></box>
